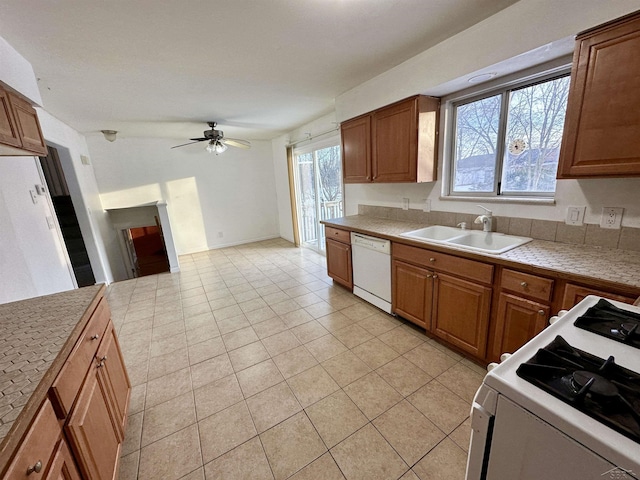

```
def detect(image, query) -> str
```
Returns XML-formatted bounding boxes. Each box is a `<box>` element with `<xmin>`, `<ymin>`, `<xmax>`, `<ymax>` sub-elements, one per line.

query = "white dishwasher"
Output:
<box><xmin>350</xmin><ymin>232</ymin><xmax>392</xmax><ymax>314</ymax></box>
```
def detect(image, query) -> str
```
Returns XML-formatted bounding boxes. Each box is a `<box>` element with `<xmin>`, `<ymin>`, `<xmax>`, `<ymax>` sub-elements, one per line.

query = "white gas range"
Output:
<box><xmin>466</xmin><ymin>295</ymin><xmax>640</xmax><ymax>480</ymax></box>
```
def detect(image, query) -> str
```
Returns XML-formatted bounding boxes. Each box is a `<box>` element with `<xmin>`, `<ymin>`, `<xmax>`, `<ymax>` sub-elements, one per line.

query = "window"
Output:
<box><xmin>449</xmin><ymin>74</ymin><xmax>570</xmax><ymax>198</ymax></box>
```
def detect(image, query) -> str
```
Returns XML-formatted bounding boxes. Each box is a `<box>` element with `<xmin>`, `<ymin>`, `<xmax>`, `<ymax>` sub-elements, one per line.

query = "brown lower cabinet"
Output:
<box><xmin>492</xmin><ymin>293</ymin><xmax>549</xmax><ymax>359</ymax></box>
<box><xmin>325</xmin><ymin>227</ymin><xmax>353</xmax><ymax>290</ymax></box>
<box><xmin>392</xmin><ymin>244</ymin><xmax>494</xmax><ymax>357</ymax></box>
<box><xmin>431</xmin><ymin>273</ymin><xmax>492</xmax><ymax>358</ymax></box>
<box><xmin>4</xmin><ymin>296</ymin><xmax>130</xmax><ymax>480</ymax></box>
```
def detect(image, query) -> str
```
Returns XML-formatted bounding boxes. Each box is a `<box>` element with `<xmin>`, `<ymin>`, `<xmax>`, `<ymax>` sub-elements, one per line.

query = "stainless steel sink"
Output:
<box><xmin>401</xmin><ymin>226</ymin><xmax>532</xmax><ymax>254</ymax></box>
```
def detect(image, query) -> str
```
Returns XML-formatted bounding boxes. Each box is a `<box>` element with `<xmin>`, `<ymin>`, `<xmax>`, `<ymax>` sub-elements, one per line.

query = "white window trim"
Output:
<box><xmin>440</xmin><ymin>57</ymin><xmax>572</xmax><ymax>202</ymax></box>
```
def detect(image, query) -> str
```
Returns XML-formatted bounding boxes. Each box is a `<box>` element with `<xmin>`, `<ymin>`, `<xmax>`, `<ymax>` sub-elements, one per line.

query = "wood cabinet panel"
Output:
<box><xmin>65</xmin><ymin>361</ymin><xmax>121</xmax><ymax>480</ymax></box>
<box><xmin>0</xmin><ymin>89</ymin><xmax>21</xmax><ymax>149</ymax></box>
<box><xmin>341</xmin><ymin>114</ymin><xmax>371</xmax><ymax>183</ymax></box>
<box><xmin>8</xmin><ymin>93</ymin><xmax>47</xmax><ymax>156</ymax></box>
<box><xmin>492</xmin><ymin>293</ymin><xmax>549</xmax><ymax>359</ymax></box>
<box><xmin>372</xmin><ymin>99</ymin><xmax>417</xmax><ymax>182</ymax></box>
<box><xmin>5</xmin><ymin>398</ymin><xmax>61</xmax><ymax>480</ymax></box>
<box><xmin>561</xmin><ymin>283</ymin><xmax>636</xmax><ymax>309</ymax></box>
<box><xmin>326</xmin><ymin>238</ymin><xmax>353</xmax><ymax>289</ymax></box>
<box><xmin>50</xmin><ymin>299</ymin><xmax>111</xmax><ymax>418</ymax></box>
<box><xmin>393</xmin><ymin>243</ymin><xmax>493</xmax><ymax>284</ymax></box>
<box><xmin>558</xmin><ymin>10</ymin><xmax>640</xmax><ymax>178</ymax></box>
<box><xmin>325</xmin><ymin>226</ymin><xmax>351</xmax><ymax>244</ymax></box>
<box><xmin>45</xmin><ymin>439</ymin><xmax>82</xmax><ymax>480</ymax></box>
<box><xmin>500</xmin><ymin>269</ymin><xmax>553</xmax><ymax>302</ymax></box>
<box><xmin>392</xmin><ymin>260</ymin><xmax>432</xmax><ymax>329</ymax></box>
<box><xmin>96</xmin><ymin>324</ymin><xmax>131</xmax><ymax>441</ymax></box>
<box><xmin>431</xmin><ymin>272</ymin><xmax>492</xmax><ymax>357</ymax></box>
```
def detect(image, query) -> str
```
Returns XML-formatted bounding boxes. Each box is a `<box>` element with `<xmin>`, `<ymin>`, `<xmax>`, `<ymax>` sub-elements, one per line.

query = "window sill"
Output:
<box><xmin>441</xmin><ymin>195</ymin><xmax>556</xmax><ymax>206</ymax></box>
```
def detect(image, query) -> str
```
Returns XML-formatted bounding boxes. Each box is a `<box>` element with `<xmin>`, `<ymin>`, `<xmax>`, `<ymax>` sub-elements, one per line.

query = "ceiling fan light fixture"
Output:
<box><xmin>206</xmin><ymin>140</ymin><xmax>227</xmax><ymax>154</ymax></box>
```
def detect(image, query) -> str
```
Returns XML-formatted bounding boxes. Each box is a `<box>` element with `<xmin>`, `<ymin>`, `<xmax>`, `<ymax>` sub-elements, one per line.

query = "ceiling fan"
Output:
<box><xmin>171</xmin><ymin>122</ymin><xmax>251</xmax><ymax>154</ymax></box>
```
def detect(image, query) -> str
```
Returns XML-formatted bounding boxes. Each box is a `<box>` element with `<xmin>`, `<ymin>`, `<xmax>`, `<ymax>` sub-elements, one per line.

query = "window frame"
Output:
<box><xmin>443</xmin><ymin>66</ymin><xmax>572</xmax><ymax>201</ymax></box>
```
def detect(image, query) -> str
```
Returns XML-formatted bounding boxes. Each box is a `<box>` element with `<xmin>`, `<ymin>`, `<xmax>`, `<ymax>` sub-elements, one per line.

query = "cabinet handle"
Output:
<box><xmin>429</xmin><ymin>258</ymin><xmax>435</xmax><ymax>262</ymax></box>
<box><xmin>27</xmin><ymin>460</ymin><xmax>42</xmax><ymax>475</ymax></box>
<box><xmin>432</xmin><ymin>274</ymin><xmax>438</xmax><ymax>279</ymax></box>
<box><xmin>426</xmin><ymin>274</ymin><xmax>432</xmax><ymax>278</ymax></box>
<box><xmin>90</xmin><ymin>334</ymin><xmax>100</xmax><ymax>340</ymax></box>
<box><xmin>538</xmin><ymin>310</ymin><xmax>545</xmax><ymax>315</ymax></box>
<box><xmin>520</xmin><ymin>282</ymin><xmax>528</xmax><ymax>288</ymax></box>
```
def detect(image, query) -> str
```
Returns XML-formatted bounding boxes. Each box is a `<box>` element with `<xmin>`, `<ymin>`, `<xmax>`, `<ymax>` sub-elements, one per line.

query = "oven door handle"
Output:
<box><xmin>466</xmin><ymin>402</ymin><xmax>495</xmax><ymax>480</ymax></box>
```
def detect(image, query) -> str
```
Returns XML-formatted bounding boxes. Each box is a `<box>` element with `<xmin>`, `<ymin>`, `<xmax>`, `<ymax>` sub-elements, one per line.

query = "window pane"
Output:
<box><xmin>502</xmin><ymin>76</ymin><xmax>570</xmax><ymax>193</ymax></box>
<box><xmin>296</xmin><ymin>152</ymin><xmax>316</xmax><ymax>245</ymax></box>
<box><xmin>453</xmin><ymin>94</ymin><xmax>502</xmax><ymax>193</ymax></box>
<box><xmin>315</xmin><ymin>145</ymin><xmax>343</xmax><ymax>221</ymax></box>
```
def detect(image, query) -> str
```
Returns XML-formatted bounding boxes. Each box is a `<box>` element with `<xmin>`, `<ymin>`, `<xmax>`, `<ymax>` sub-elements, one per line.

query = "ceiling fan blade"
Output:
<box><xmin>189</xmin><ymin>137</ymin><xmax>208</xmax><ymax>141</ymax></box>
<box><xmin>222</xmin><ymin>138</ymin><xmax>251</xmax><ymax>149</ymax></box>
<box><xmin>171</xmin><ymin>140</ymin><xmax>206</xmax><ymax>149</ymax></box>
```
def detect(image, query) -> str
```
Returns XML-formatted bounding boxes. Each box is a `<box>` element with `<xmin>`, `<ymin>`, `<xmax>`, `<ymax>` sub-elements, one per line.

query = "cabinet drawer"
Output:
<box><xmin>393</xmin><ymin>243</ymin><xmax>493</xmax><ymax>285</ymax></box>
<box><xmin>325</xmin><ymin>226</ymin><xmax>351</xmax><ymax>244</ymax></box>
<box><xmin>501</xmin><ymin>269</ymin><xmax>553</xmax><ymax>302</ymax></box>
<box><xmin>50</xmin><ymin>299</ymin><xmax>111</xmax><ymax>418</ymax></box>
<box><xmin>5</xmin><ymin>398</ymin><xmax>61</xmax><ymax>480</ymax></box>
<box><xmin>561</xmin><ymin>283</ymin><xmax>636</xmax><ymax>309</ymax></box>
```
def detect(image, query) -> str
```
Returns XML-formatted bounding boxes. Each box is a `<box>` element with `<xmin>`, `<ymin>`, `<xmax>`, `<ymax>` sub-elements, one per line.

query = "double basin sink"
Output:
<box><xmin>401</xmin><ymin>225</ymin><xmax>532</xmax><ymax>255</ymax></box>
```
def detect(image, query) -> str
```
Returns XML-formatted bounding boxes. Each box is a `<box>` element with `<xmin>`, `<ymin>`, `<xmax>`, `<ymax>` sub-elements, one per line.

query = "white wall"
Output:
<box><xmin>0</xmin><ymin>157</ymin><xmax>75</xmax><ymax>303</ymax></box>
<box><xmin>88</xmin><ymin>136</ymin><xmax>280</xmax><ymax>262</ymax></box>
<box><xmin>336</xmin><ymin>0</ymin><xmax>640</xmax><ymax>228</ymax></box>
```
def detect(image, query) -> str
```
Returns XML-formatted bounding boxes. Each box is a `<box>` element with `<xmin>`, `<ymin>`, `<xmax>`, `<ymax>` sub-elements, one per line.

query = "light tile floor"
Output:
<box><xmin>110</xmin><ymin>238</ymin><xmax>485</xmax><ymax>480</ymax></box>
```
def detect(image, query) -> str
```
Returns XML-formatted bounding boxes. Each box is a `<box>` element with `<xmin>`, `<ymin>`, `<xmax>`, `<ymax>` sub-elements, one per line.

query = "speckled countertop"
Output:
<box><xmin>323</xmin><ymin>215</ymin><xmax>640</xmax><ymax>291</ymax></box>
<box><xmin>0</xmin><ymin>285</ymin><xmax>104</xmax><ymax>454</ymax></box>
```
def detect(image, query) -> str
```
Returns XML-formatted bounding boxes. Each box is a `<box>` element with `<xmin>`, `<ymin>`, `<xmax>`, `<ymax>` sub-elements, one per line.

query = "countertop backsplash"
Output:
<box><xmin>357</xmin><ymin>205</ymin><xmax>640</xmax><ymax>252</ymax></box>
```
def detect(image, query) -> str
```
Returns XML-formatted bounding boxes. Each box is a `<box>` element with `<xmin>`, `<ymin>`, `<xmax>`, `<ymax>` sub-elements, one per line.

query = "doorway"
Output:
<box><xmin>123</xmin><ymin>223</ymin><xmax>170</xmax><ymax>278</ymax></box>
<box><xmin>39</xmin><ymin>146</ymin><xmax>95</xmax><ymax>287</ymax></box>
<box><xmin>293</xmin><ymin>141</ymin><xmax>343</xmax><ymax>252</ymax></box>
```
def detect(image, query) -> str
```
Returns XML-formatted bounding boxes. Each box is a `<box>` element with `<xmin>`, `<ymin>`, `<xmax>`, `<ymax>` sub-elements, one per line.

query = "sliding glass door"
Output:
<box><xmin>294</xmin><ymin>140</ymin><xmax>343</xmax><ymax>252</ymax></box>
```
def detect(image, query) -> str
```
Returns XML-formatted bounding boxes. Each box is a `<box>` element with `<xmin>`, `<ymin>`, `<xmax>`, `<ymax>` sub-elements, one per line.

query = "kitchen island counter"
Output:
<box><xmin>0</xmin><ymin>284</ymin><xmax>105</xmax><ymax>473</ymax></box>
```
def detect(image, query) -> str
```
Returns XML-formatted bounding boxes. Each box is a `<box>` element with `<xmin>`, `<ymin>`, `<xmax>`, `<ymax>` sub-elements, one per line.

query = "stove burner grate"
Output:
<box><xmin>516</xmin><ymin>335</ymin><xmax>640</xmax><ymax>443</ymax></box>
<box><xmin>575</xmin><ymin>299</ymin><xmax>640</xmax><ymax>348</ymax></box>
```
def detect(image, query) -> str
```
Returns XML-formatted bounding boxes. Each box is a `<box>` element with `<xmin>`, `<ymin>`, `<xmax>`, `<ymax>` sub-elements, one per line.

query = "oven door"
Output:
<box><xmin>485</xmin><ymin>396</ymin><xmax>622</xmax><ymax>480</ymax></box>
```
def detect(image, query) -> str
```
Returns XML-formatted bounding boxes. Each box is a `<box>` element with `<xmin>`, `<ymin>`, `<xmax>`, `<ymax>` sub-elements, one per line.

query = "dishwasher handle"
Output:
<box><xmin>351</xmin><ymin>233</ymin><xmax>391</xmax><ymax>254</ymax></box>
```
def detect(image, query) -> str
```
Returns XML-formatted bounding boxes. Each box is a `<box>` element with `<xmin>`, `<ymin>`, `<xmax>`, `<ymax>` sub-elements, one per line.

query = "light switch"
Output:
<box><xmin>565</xmin><ymin>206</ymin><xmax>585</xmax><ymax>226</ymax></box>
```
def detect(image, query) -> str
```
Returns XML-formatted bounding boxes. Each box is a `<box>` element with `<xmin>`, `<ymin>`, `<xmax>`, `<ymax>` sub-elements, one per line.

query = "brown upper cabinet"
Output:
<box><xmin>341</xmin><ymin>95</ymin><xmax>440</xmax><ymax>183</ymax></box>
<box><xmin>0</xmin><ymin>85</ymin><xmax>47</xmax><ymax>156</ymax></box>
<box><xmin>557</xmin><ymin>10</ymin><xmax>640</xmax><ymax>178</ymax></box>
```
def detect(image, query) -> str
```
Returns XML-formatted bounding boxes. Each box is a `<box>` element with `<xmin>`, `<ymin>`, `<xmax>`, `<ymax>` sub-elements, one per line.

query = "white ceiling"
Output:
<box><xmin>0</xmin><ymin>0</ymin><xmax>519</xmax><ymax>141</ymax></box>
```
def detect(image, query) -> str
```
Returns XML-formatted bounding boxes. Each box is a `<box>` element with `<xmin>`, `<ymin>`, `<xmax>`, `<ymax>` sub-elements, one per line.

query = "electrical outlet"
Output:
<box><xmin>600</xmin><ymin>207</ymin><xmax>623</xmax><ymax>229</ymax></box>
<box><xmin>402</xmin><ymin>198</ymin><xmax>409</xmax><ymax>211</ymax></box>
<box><xmin>423</xmin><ymin>199</ymin><xmax>431</xmax><ymax>212</ymax></box>
<box><xmin>29</xmin><ymin>190</ymin><xmax>38</xmax><ymax>204</ymax></box>
<box><xmin>565</xmin><ymin>206</ymin><xmax>585</xmax><ymax>226</ymax></box>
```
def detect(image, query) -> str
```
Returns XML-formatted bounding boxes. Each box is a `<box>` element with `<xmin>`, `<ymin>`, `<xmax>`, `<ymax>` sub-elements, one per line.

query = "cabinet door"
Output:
<box><xmin>558</xmin><ymin>12</ymin><xmax>640</xmax><ymax>178</ymax></box>
<box><xmin>326</xmin><ymin>238</ymin><xmax>353</xmax><ymax>289</ymax></box>
<box><xmin>432</xmin><ymin>272</ymin><xmax>492</xmax><ymax>357</ymax></box>
<box><xmin>492</xmin><ymin>293</ymin><xmax>549</xmax><ymax>360</ymax></box>
<box><xmin>96</xmin><ymin>323</ymin><xmax>131</xmax><ymax>441</ymax></box>
<box><xmin>8</xmin><ymin>93</ymin><xmax>47</xmax><ymax>155</ymax></box>
<box><xmin>392</xmin><ymin>259</ymin><xmax>432</xmax><ymax>329</ymax></box>
<box><xmin>0</xmin><ymin>88</ymin><xmax>22</xmax><ymax>148</ymax></box>
<box><xmin>65</xmin><ymin>364</ymin><xmax>121</xmax><ymax>480</ymax></box>
<box><xmin>561</xmin><ymin>283</ymin><xmax>636</xmax><ymax>309</ymax></box>
<box><xmin>45</xmin><ymin>440</ymin><xmax>82</xmax><ymax>480</ymax></box>
<box><xmin>372</xmin><ymin>98</ymin><xmax>417</xmax><ymax>182</ymax></box>
<box><xmin>341</xmin><ymin>114</ymin><xmax>371</xmax><ymax>183</ymax></box>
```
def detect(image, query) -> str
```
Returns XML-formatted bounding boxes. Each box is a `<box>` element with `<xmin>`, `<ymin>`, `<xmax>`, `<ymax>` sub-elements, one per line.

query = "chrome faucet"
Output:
<box><xmin>474</xmin><ymin>205</ymin><xmax>493</xmax><ymax>232</ymax></box>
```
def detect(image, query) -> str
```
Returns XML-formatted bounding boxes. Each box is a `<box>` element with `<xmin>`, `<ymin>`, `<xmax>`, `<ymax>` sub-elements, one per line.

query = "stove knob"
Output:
<box><xmin>549</xmin><ymin>315</ymin><xmax>560</xmax><ymax>325</ymax></box>
<box><xmin>557</xmin><ymin>310</ymin><xmax>568</xmax><ymax>317</ymax></box>
<box><xmin>487</xmin><ymin>362</ymin><xmax>499</xmax><ymax>372</ymax></box>
<box><xmin>499</xmin><ymin>353</ymin><xmax>512</xmax><ymax>362</ymax></box>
